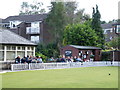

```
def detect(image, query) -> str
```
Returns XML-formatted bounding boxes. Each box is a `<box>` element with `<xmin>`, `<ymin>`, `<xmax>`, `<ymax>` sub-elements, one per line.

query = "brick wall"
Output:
<box><xmin>60</xmin><ymin>46</ymin><xmax>101</xmax><ymax>61</ymax></box>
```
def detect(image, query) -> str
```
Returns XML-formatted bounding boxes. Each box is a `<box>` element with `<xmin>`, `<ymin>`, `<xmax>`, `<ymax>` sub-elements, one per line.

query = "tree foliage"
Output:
<box><xmin>64</xmin><ymin>2</ymin><xmax>90</xmax><ymax>24</ymax></box>
<box><xmin>64</xmin><ymin>2</ymin><xmax>77</xmax><ymax>24</ymax></box>
<box><xmin>106</xmin><ymin>37</ymin><xmax>120</xmax><ymax>50</ymax></box>
<box><xmin>63</xmin><ymin>21</ymin><xmax>99</xmax><ymax>46</ymax></box>
<box><xmin>46</xmin><ymin>2</ymin><xmax>66</xmax><ymax>47</ymax></box>
<box><xmin>36</xmin><ymin>43</ymin><xmax>59</xmax><ymax>58</ymax></box>
<box><xmin>46</xmin><ymin>1</ymin><xmax>91</xmax><ymax>46</ymax></box>
<box><xmin>101</xmin><ymin>51</ymin><xmax>111</xmax><ymax>61</ymax></box>
<box><xmin>91</xmin><ymin>5</ymin><xmax>105</xmax><ymax>48</ymax></box>
<box><xmin>19</xmin><ymin>1</ymin><xmax>46</xmax><ymax>15</ymax></box>
<box><xmin>101</xmin><ymin>21</ymin><xmax>106</xmax><ymax>24</ymax></box>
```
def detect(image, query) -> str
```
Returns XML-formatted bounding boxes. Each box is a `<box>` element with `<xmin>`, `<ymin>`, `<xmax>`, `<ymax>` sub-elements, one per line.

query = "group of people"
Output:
<box><xmin>55</xmin><ymin>56</ymin><xmax>83</xmax><ymax>63</ymax></box>
<box><xmin>47</xmin><ymin>55</ymin><xmax>84</xmax><ymax>63</ymax></box>
<box><xmin>15</xmin><ymin>55</ymin><xmax>86</xmax><ymax>64</ymax></box>
<box><xmin>15</xmin><ymin>55</ymin><xmax>43</xmax><ymax>64</ymax></box>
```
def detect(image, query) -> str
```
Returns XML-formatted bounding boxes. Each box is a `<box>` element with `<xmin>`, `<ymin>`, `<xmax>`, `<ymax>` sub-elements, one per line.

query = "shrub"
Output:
<box><xmin>36</xmin><ymin>43</ymin><xmax>60</xmax><ymax>58</ymax></box>
<box><xmin>101</xmin><ymin>51</ymin><xmax>111</xmax><ymax>61</ymax></box>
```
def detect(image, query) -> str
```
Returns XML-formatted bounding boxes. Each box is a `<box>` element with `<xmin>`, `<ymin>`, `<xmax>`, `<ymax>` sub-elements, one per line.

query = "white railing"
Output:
<box><xmin>11</xmin><ymin>64</ymin><xmax>29</xmax><ymax>71</ymax></box>
<box><xmin>11</xmin><ymin>61</ymin><xmax>119</xmax><ymax>71</ymax></box>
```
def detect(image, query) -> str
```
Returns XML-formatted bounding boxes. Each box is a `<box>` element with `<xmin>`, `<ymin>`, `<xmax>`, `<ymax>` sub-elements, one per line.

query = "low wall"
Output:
<box><xmin>0</xmin><ymin>61</ymin><xmax>14</xmax><ymax>70</ymax></box>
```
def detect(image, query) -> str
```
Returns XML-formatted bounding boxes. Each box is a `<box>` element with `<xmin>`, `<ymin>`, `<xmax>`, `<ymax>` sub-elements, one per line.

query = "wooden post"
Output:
<box><xmin>113</xmin><ymin>51</ymin><xmax>115</xmax><ymax>64</ymax></box>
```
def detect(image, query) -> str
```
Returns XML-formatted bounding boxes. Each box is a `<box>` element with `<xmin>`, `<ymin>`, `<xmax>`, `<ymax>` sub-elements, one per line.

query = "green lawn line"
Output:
<box><xmin>2</xmin><ymin>66</ymin><xmax>118</xmax><ymax>88</ymax></box>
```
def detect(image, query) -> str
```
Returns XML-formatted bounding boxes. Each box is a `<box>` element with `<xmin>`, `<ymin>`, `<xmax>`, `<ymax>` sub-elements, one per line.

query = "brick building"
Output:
<box><xmin>101</xmin><ymin>23</ymin><xmax>118</xmax><ymax>42</ymax></box>
<box><xmin>1</xmin><ymin>14</ymin><xmax>53</xmax><ymax>44</ymax></box>
<box><xmin>60</xmin><ymin>45</ymin><xmax>102</xmax><ymax>61</ymax></box>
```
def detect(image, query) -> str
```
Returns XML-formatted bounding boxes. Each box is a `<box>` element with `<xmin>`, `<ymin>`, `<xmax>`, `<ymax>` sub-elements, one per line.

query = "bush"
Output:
<box><xmin>101</xmin><ymin>51</ymin><xmax>111</xmax><ymax>61</ymax></box>
<box><xmin>36</xmin><ymin>43</ymin><xmax>60</xmax><ymax>58</ymax></box>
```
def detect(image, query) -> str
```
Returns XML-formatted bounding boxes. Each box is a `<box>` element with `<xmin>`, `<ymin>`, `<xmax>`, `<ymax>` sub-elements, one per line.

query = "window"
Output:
<box><xmin>6</xmin><ymin>51</ymin><xmax>15</xmax><ymax>60</ymax></box>
<box><xmin>116</xmin><ymin>25</ymin><xmax>120</xmax><ymax>33</ymax></box>
<box><xmin>31</xmin><ymin>27</ymin><xmax>40</xmax><ymax>34</ymax></box>
<box><xmin>65</xmin><ymin>50</ymin><xmax>72</xmax><ymax>57</ymax></box>
<box><xmin>17</xmin><ymin>46</ymin><xmax>21</xmax><ymax>50</ymax></box>
<box><xmin>9</xmin><ymin>21</ymin><xmax>22</xmax><ymax>28</ymax></box>
<box><xmin>31</xmin><ymin>22</ymin><xmax>39</xmax><ymax>28</ymax></box>
<box><xmin>0</xmin><ymin>45</ymin><xmax>4</xmax><ymax>50</ymax></box>
<box><xmin>31</xmin><ymin>47</ymin><xmax>34</xmax><ymax>50</ymax></box>
<box><xmin>85</xmin><ymin>51</ymin><xmax>89</xmax><ymax>55</ymax></box>
<box><xmin>26</xmin><ymin>27</ymin><xmax>31</xmax><ymax>34</ymax></box>
<box><xmin>104</xmin><ymin>28</ymin><xmax>112</xmax><ymax>34</ymax></box>
<box><xmin>7</xmin><ymin>46</ymin><xmax>11</xmax><ymax>50</ymax></box>
<box><xmin>27</xmin><ymin>51</ymin><xmax>33</xmax><ymax>56</ymax></box>
<box><xmin>27</xmin><ymin>47</ymin><xmax>30</xmax><ymax>50</ymax></box>
<box><xmin>6</xmin><ymin>46</ymin><xmax>16</xmax><ymax>50</ymax></box>
<box><xmin>22</xmin><ymin>47</ymin><xmax>25</xmax><ymax>50</ymax></box>
<box><xmin>26</xmin><ymin>27</ymin><xmax>40</xmax><ymax>34</ymax></box>
<box><xmin>31</xmin><ymin>36</ymin><xmax>39</xmax><ymax>43</ymax></box>
<box><xmin>12</xmin><ymin>46</ymin><xmax>16</xmax><ymax>50</ymax></box>
<box><xmin>17</xmin><ymin>51</ymin><xmax>25</xmax><ymax>58</ymax></box>
<box><xmin>0</xmin><ymin>51</ymin><xmax>4</xmax><ymax>61</ymax></box>
<box><xmin>79</xmin><ymin>51</ymin><xmax>82</xmax><ymax>56</ymax></box>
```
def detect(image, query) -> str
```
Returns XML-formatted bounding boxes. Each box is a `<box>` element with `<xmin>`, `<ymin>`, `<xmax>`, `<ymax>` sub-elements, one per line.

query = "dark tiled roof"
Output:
<box><xmin>101</xmin><ymin>23</ymin><xmax>113</xmax><ymax>29</ymax></box>
<box><xmin>69</xmin><ymin>45</ymin><xmax>101</xmax><ymax>49</ymax></box>
<box><xmin>0</xmin><ymin>29</ymin><xmax>37</xmax><ymax>46</ymax></box>
<box><xmin>2</xmin><ymin>14</ymin><xmax>48</xmax><ymax>23</ymax></box>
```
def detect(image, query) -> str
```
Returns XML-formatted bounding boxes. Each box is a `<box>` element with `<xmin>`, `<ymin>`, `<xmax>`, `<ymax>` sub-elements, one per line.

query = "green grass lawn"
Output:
<box><xmin>2</xmin><ymin>66</ymin><xmax>118</xmax><ymax>88</ymax></box>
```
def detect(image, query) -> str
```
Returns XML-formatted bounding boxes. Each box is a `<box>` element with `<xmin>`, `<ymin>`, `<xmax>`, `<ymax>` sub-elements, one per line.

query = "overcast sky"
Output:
<box><xmin>0</xmin><ymin>0</ymin><xmax>119</xmax><ymax>22</ymax></box>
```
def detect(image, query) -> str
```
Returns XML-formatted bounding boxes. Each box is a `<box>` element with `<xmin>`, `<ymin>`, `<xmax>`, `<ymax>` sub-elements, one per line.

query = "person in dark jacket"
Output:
<box><xmin>15</xmin><ymin>55</ymin><xmax>21</xmax><ymax>64</ymax></box>
<box><xmin>73</xmin><ymin>56</ymin><xmax>77</xmax><ymax>62</ymax></box>
<box><xmin>21</xmin><ymin>56</ymin><xmax>27</xmax><ymax>63</ymax></box>
<box><xmin>66</xmin><ymin>56</ymin><xmax>71</xmax><ymax>62</ymax></box>
<box><xmin>26</xmin><ymin>55</ymin><xmax>32</xmax><ymax>63</ymax></box>
<box><xmin>60</xmin><ymin>55</ymin><xmax>66</xmax><ymax>62</ymax></box>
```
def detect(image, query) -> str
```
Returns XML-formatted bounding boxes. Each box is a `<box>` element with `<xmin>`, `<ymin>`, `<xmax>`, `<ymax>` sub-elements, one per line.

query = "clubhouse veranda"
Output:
<box><xmin>0</xmin><ymin>29</ymin><xmax>37</xmax><ymax>61</ymax></box>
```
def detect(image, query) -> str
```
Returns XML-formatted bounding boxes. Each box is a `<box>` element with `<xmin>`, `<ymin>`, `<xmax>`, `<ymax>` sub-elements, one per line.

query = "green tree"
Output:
<box><xmin>63</xmin><ymin>21</ymin><xmax>99</xmax><ymax>46</ymax></box>
<box><xmin>91</xmin><ymin>5</ymin><xmax>105</xmax><ymax>48</ymax></box>
<box><xmin>46</xmin><ymin>2</ymin><xmax>66</xmax><ymax>47</ymax></box>
<box><xmin>106</xmin><ymin>37</ymin><xmax>120</xmax><ymax>50</ymax></box>
<box><xmin>74</xmin><ymin>9</ymin><xmax>85</xmax><ymax>23</ymax></box>
<box><xmin>19</xmin><ymin>1</ymin><xmax>46</xmax><ymax>15</ymax></box>
<box><xmin>36</xmin><ymin>43</ymin><xmax>59</xmax><ymax>58</ymax></box>
<box><xmin>64</xmin><ymin>2</ymin><xmax>77</xmax><ymax>24</ymax></box>
<box><xmin>101</xmin><ymin>21</ymin><xmax>106</xmax><ymax>24</ymax></box>
<box><xmin>64</xmin><ymin>2</ymin><xmax>90</xmax><ymax>24</ymax></box>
